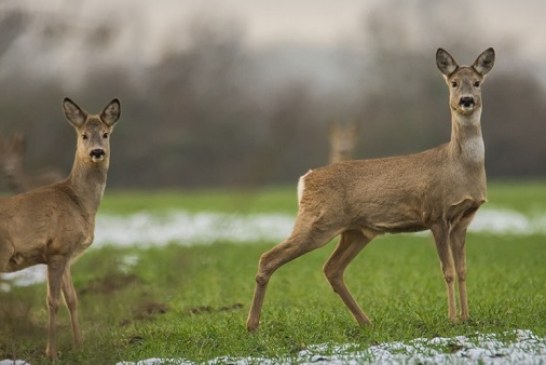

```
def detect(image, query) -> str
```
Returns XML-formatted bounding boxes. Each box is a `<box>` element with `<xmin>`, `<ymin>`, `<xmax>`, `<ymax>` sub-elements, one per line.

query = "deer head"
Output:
<box><xmin>436</xmin><ymin>48</ymin><xmax>495</xmax><ymax>118</ymax></box>
<box><xmin>63</xmin><ymin>98</ymin><xmax>121</xmax><ymax>165</ymax></box>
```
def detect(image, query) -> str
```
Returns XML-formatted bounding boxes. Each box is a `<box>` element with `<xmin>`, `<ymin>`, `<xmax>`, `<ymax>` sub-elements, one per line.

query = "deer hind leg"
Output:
<box><xmin>323</xmin><ymin>230</ymin><xmax>373</xmax><ymax>326</ymax></box>
<box><xmin>246</xmin><ymin>222</ymin><xmax>338</xmax><ymax>332</ymax></box>
<box><xmin>62</xmin><ymin>266</ymin><xmax>82</xmax><ymax>348</ymax></box>
<box><xmin>45</xmin><ymin>256</ymin><xmax>68</xmax><ymax>359</ymax></box>
<box><xmin>431</xmin><ymin>223</ymin><xmax>457</xmax><ymax>322</ymax></box>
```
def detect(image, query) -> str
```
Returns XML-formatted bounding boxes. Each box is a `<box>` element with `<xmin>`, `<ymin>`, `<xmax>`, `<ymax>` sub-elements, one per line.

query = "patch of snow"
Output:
<box><xmin>469</xmin><ymin>208</ymin><xmax>542</xmax><ymax>235</ymax></box>
<box><xmin>2</xmin><ymin>208</ymin><xmax>545</xmax><ymax>288</ymax></box>
<box><xmin>93</xmin><ymin>207</ymin><xmax>546</xmax><ymax>249</ymax></box>
<box><xmin>114</xmin><ymin>329</ymin><xmax>546</xmax><ymax>365</ymax></box>
<box><xmin>0</xmin><ymin>265</ymin><xmax>46</xmax><ymax>289</ymax></box>
<box><xmin>93</xmin><ymin>211</ymin><xmax>295</xmax><ymax>247</ymax></box>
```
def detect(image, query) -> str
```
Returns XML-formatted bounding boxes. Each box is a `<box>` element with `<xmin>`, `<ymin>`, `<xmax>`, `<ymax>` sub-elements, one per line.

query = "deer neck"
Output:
<box><xmin>67</xmin><ymin>154</ymin><xmax>109</xmax><ymax>215</ymax></box>
<box><xmin>449</xmin><ymin>109</ymin><xmax>485</xmax><ymax>166</ymax></box>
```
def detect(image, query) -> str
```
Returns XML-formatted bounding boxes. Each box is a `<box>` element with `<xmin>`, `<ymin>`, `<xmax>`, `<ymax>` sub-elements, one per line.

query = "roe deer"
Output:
<box><xmin>0</xmin><ymin>132</ymin><xmax>63</xmax><ymax>194</ymax></box>
<box><xmin>0</xmin><ymin>98</ymin><xmax>121</xmax><ymax>358</ymax></box>
<box><xmin>247</xmin><ymin>48</ymin><xmax>495</xmax><ymax>331</ymax></box>
<box><xmin>328</xmin><ymin>121</ymin><xmax>359</xmax><ymax>163</ymax></box>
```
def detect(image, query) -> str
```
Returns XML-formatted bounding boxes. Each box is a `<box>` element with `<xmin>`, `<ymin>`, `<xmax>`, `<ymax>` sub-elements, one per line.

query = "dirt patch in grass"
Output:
<box><xmin>134</xmin><ymin>300</ymin><xmax>169</xmax><ymax>320</ymax></box>
<box><xmin>186</xmin><ymin>302</ymin><xmax>243</xmax><ymax>316</ymax></box>
<box><xmin>80</xmin><ymin>272</ymin><xmax>140</xmax><ymax>296</ymax></box>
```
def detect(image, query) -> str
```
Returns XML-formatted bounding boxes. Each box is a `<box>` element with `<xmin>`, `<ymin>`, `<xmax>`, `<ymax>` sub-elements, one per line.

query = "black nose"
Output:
<box><xmin>459</xmin><ymin>96</ymin><xmax>475</xmax><ymax>108</ymax></box>
<box><xmin>90</xmin><ymin>149</ymin><xmax>105</xmax><ymax>158</ymax></box>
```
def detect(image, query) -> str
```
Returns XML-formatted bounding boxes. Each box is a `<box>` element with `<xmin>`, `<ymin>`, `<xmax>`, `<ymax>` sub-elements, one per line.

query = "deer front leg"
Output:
<box><xmin>323</xmin><ymin>230</ymin><xmax>372</xmax><ymax>326</ymax></box>
<box><xmin>46</xmin><ymin>256</ymin><xmax>68</xmax><ymax>359</ymax></box>
<box><xmin>62</xmin><ymin>266</ymin><xmax>83</xmax><ymax>348</ymax></box>
<box><xmin>450</xmin><ymin>228</ymin><xmax>468</xmax><ymax>320</ymax></box>
<box><xmin>450</xmin><ymin>215</ymin><xmax>475</xmax><ymax>321</ymax></box>
<box><xmin>431</xmin><ymin>223</ymin><xmax>457</xmax><ymax>322</ymax></box>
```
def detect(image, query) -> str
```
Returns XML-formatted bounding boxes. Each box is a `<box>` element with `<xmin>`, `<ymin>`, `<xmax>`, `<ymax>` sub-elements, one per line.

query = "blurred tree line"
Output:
<box><xmin>1</xmin><ymin>1</ymin><xmax>545</xmax><ymax>190</ymax></box>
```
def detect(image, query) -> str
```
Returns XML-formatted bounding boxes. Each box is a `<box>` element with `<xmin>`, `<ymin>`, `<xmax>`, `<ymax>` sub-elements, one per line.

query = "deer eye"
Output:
<box><xmin>82</xmin><ymin>134</ymin><xmax>88</xmax><ymax>140</ymax></box>
<box><xmin>451</xmin><ymin>81</ymin><xmax>458</xmax><ymax>88</ymax></box>
<box><xmin>474</xmin><ymin>81</ymin><xmax>480</xmax><ymax>87</ymax></box>
<box><xmin>102</xmin><ymin>133</ymin><xmax>109</xmax><ymax>139</ymax></box>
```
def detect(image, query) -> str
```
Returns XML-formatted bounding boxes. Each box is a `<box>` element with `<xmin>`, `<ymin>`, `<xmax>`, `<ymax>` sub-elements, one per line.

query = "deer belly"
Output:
<box><xmin>357</xmin><ymin>210</ymin><xmax>427</xmax><ymax>233</ymax></box>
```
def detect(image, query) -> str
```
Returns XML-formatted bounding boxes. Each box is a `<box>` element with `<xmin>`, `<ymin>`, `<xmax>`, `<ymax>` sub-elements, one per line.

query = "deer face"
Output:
<box><xmin>436</xmin><ymin>48</ymin><xmax>495</xmax><ymax>117</ymax></box>
<box><xmin>63</xmin><ymin>98</ymin><xmax>121</xmax><ymax>164</ymax></box>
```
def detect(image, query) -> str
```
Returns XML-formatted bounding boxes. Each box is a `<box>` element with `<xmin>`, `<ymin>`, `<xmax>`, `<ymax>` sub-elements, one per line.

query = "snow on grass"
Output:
<box><xmin>0</xmin><ymin>264</ymin><xmax>47</xmax><ymax>291</ymax></box>
<box><xmin>2</xmin><ymin>330</ymin><xmax>545</xmax><ymax>364</ymax></box>
<box><xmin>470</xmin><ymin>208</ymin><xmax>546</xmax><ymax>235</ymax></box>
<box><xmin>114</xmin><ymin>329</ymin><xmax>546</xmax><ymax>365</ymax></box>
<box><xmin>1</xmin><ymin>207</ymin><xmax>545</xmax><ymax>289</ymax></box>
<box><xmin>93</xmin><ymin>211</ymin><xmax>295</xmax><ymax>247</ymax></box>
<box><xmin>93</xmin><ymin>207</ymin><xmax>546</xmax><ymax>248</ymax></box>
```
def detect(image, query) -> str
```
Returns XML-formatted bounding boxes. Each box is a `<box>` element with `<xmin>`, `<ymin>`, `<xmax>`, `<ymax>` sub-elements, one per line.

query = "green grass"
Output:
<box><xmin>99</xmin><ymin>186</ymin><xmax>298</xmax><ymax>215</ymax></box>
<box><xmin>1</xmin><ymin>181</ymin><xmax>546</xmax><ymax>364</ymax></box>
<box><xmin>486</xmin><ymin>180</ymin><xmax>546</xmax><ymax>214</ymax></box>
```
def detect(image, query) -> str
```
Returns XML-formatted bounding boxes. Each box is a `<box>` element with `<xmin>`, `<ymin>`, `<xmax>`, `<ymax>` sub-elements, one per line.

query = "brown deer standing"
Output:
<box><xmin>247</xmin><ymin>48</ymin><xmax>495</xmax><ymax>331</ymax></box>
<box><xmin>0</xmin><ymin>98</ymin><xmax>121</xmax><ymax>359</ymax></box>
<box><xmin>328</xmin><ymin>121</ymin><xmax>359</xmax><ymax>163</ymax></box>
<box><xmin>0</xmin><ymin>132</ymin><xmax>64</xmax><ymax>194</ymax></box>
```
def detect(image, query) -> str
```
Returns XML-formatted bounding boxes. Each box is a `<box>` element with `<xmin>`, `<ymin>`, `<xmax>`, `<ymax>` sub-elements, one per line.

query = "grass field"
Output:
<box><xmin>1</xmin><ymin>181</ymin><xmax>545</xmax><ymax>364</ymax></box>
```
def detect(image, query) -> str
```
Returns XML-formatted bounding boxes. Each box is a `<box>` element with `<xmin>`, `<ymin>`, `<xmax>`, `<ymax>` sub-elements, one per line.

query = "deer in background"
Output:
<box><xmin>247</xmin><ymin>48</ymin><xmax>495</xmax><ymax>331</ymax></box>
<box><xmin>0</xmin><ymin>132</ymin><xmax>64</xmax><ymax>194</ymax></box>
<box><xmin>0</xmin><ymin>98</ymin><xmax>121</xmax><ymax>359</ymax></box>
<box><xmin>328</xmin><ymin>121</ymin><xmax>359</xmax><ymax>163</ymax></box>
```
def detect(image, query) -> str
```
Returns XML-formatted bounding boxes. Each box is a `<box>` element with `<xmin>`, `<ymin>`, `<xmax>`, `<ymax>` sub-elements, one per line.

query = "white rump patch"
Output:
<box><xmin>297</xmin><ymin>170</ymin><xmax>311</xmax><ymax>205</ymax></box>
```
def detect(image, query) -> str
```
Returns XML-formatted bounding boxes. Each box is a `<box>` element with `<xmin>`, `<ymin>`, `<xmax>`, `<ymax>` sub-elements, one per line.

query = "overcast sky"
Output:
<box><xmin>10</xmin><ymin>0</ymin><xmax>546</xmax><ymax>52</ymax></box>
<box><xmin>149</xmin><ymin>0</ymin><xmax>546</xmax><ymax>55</ymax></box>
<box><xmin>3</xmin><ymin>0</ymin><xmax>546</xmax><ymax>86</ymax></box>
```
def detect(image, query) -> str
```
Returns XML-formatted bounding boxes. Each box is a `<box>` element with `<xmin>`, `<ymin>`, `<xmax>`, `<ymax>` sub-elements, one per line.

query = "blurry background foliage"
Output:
<box><xmin>1</xmin><ymin>0</ymin><xmax>545</xmax><ymax>190</ymax></box>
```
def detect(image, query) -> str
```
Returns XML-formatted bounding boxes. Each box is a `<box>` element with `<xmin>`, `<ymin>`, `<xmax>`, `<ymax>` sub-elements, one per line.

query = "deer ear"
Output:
<box><xmin>436</xmin><ymin>48</ymin><xmax>458</xmax><ymax>77</ymax></box>
<box><xmin>63</xmin><ymin>97</ymin><xmax>87</xmax><ymax>128</ymax></box>
<box><xmin>100</xmin><ymin>98</ymin><xmax>121</xmax><ymax>126</ymax></box>
<box><xmin>472</xmin><ymin>47</ymin><xmax>495</xmax><ymax>76</ymax></box>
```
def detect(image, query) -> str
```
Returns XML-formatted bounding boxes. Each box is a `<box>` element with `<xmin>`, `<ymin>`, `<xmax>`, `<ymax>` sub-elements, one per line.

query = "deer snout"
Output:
<box><xmin>459</xmin><ymin>96</ymin><xmax>475</xmax><ymax>108</ymax></box>
<box><xmin>89</xmin><ymin>149</ymin><xmax>105</xmax><ymax>161</ymax></box>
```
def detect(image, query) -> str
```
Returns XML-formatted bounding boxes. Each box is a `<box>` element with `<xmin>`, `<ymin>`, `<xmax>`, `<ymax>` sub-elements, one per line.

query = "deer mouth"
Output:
<box><xmin>89</xmin><ymin>149</ymin><xmax>106</xmax><ymax>162</ymax></box>
<box><xmin>458</xmin><ymin>97</ymin><xmax>476</xmax><ymax>112</ymax></box>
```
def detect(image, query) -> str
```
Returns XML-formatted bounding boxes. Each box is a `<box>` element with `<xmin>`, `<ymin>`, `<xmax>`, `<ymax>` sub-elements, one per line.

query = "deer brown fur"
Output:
<box><xmin>247</xmin><ymin>48</ymin><xmax>495</xmax><ymax>331</ymax></box>
<box><xmin>0</xmin><ymin>98</ymin><xmax>121</xmax><ymax>359</ymax></box>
